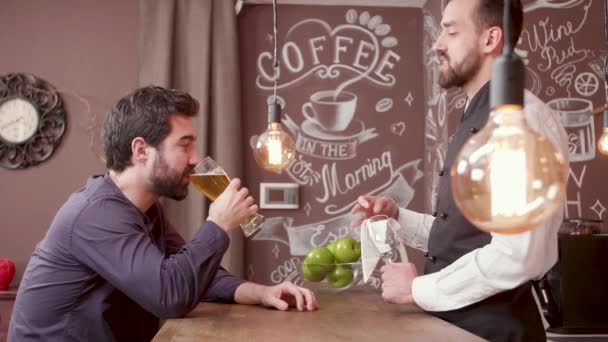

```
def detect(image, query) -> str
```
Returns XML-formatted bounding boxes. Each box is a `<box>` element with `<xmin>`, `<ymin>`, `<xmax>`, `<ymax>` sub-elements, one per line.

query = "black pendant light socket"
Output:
<box><xmin>490</xmin><ymin>53</ymin><xmax>525</xmax><ymax>109</ymax></box>
<box><xmin>490</xmin><ymin>0</ymin><xmax>524</xmax><ymax>109</ymax></box>
<box><xmin>267</xmin><ymin>102</ymin><xmax>281</xmax><ymax>124</ymax></box>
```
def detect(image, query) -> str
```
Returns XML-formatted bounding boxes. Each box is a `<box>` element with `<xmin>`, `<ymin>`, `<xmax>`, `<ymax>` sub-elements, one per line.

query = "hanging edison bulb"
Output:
<box><xmin>599</xmin><ymin>111</ymin><xmax>608</xmax><ymax>156</ymax></box>
<box><xmin>252</xmin><ymin>0</ymin><xmax>297</xmax><ymax>173</ymax></box>
<box><xmin>254</xmin><ymin>103</ymin><xmax>296</xmax><ymax>173</ymax></box>
<box><xmin>451</xmin><ymin>103</ymin><xmax>568</xmax><ymax>234</ymax></box>
<box><xmin>450</xmin><ymin>0</ymin><xmax>568</xmax><ymax>234</ymax></box>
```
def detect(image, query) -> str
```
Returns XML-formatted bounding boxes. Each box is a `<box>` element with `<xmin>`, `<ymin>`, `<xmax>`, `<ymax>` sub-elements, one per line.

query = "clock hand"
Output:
<box><xmin>0</xmin><ymin>117</ymin><xmax>24</xmax><ymax>131</ymax></box>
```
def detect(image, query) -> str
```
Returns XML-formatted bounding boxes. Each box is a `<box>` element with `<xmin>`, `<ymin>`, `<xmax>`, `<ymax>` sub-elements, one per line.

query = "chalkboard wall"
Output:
<box><xmin>238</xmin><ymin>0</ymin><xmax>608</xmax><ymax>288</ymax></box>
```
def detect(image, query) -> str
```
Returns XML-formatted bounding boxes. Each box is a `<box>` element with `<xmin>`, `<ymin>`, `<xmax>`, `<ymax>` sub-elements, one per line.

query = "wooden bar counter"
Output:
<box><xmin>153</xmin><ymin>287</ymin><xmax>484</xmax><ymax>341</ymax></box>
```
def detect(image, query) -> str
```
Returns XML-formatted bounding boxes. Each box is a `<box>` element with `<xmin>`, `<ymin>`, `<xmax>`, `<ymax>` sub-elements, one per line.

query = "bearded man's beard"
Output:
<box><xmin>150</xmin><ymin>154</ymin><xmax>195</xmax><ymax>201</ymax></box>
<box><xmin>437</xmin><ymin>49</ymin><xmax>482</xmax><ymax>89</ymax></box>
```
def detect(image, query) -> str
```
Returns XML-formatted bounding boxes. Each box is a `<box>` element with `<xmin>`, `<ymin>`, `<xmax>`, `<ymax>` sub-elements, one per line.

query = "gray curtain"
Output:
<box><xmin>138</xmin><ymin>0</ymin><xmax>244</xmax><ymax>277</ymax></box>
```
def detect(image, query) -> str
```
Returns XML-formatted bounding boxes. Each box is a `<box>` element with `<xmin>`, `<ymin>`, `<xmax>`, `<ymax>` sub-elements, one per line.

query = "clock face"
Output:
<box><xmin>0</xmin><ymin>98</ymin><xmax>40</xmax><ymax>144</ymax></box>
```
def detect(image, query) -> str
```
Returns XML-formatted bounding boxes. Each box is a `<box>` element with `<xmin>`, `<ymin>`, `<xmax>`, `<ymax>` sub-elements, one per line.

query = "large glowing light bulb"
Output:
<box><xmin>451</xmin><ymin>104</ymin><xmax>568</xmax><ymax>234</ymax></box>
<box><xmin>253</xmin><ymin>103</ymin><xmax>296</xmax><ymax>173</ymax></box>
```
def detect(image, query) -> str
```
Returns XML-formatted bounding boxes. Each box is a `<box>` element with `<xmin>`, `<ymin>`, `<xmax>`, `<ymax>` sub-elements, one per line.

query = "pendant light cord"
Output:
<box><xmin>272</xmin><ymin>0</ymin><xmax>279</xmax><ymax>104</ymax></box>
<box><xmin>503</xmin><ymin>0</ymin><xmax>512</xmax><ymax>54</ymax></box>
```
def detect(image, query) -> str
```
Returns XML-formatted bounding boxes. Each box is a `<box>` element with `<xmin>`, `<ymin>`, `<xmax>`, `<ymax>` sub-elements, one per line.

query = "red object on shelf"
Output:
<box><xmin>0</xmin><ymin>259</ymin><xmax>15</xmax><ymax>291</ymax></box>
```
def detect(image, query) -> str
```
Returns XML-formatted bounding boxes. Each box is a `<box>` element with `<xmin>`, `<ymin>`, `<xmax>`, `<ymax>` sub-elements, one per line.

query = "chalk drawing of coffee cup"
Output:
<box><xmin>302</xmin><ymin>90</ymin><xmax>357</xmax><ymax>132</ymax></box>
<box><xmin>547</xmin><ymin>98</ymin><xmax>595</xmax><ymax>162</ymax></box>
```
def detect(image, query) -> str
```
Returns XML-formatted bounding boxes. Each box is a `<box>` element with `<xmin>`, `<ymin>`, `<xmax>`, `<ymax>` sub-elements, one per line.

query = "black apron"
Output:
<box><xmin>424</xmin><ymin>82</ymin><xmax>546</xmax><ymax>342</ymax></box>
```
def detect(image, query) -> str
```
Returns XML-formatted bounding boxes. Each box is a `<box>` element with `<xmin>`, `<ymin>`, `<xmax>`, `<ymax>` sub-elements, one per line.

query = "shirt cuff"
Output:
<box><xmin>411</xmin><ymin>266</ymin><xmax>491</xmax><ymax>312</ymax></box>
<box><xmin>397</xmin><ymin>208</ymin><xmax>423</xmax><ymax>227</ymax></box>
<box><xmin>395</xmin><ymin>208</ymin><xmax>431</xmax><ymax>252</ymax></box>
<box><xmin>411</xmin><ymin>273</ymin><xmax>441</xmax><ymax>311</ymax></box>
<box><xmin>223</xmin><ymin>278</ymin><xmax>247</xmax><ymax>303</ymax></box>
<box><xmin>203</xmin><ymin>269</ymin><xmax>247</xmax><ymax>303</ymax></box>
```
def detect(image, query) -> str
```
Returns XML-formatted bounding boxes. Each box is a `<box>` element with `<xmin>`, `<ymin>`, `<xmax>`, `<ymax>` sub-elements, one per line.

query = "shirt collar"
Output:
<box><xmin>462</xmin><ymin>81</ymin><xmax>491</xmax><ymax>121</ymax></box>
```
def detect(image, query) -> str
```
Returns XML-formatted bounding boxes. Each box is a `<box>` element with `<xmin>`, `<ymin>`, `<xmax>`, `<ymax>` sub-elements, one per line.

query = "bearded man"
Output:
<box><xmin>10</xmin><ymin>86</ymin><xmax>317</xmax><ymax>342</ymax></box>
<box><xmin>351</xmin><ymin>1</ymin><xmax>569</xmax><ymax>341</ymax></box>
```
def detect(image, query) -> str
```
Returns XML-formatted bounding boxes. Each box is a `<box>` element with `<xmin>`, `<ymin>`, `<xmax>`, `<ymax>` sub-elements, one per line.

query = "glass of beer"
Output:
<box><xmin>190</xmin><ymin>156</ymin><xmax>264</xmax><ymax>237</ymax></box>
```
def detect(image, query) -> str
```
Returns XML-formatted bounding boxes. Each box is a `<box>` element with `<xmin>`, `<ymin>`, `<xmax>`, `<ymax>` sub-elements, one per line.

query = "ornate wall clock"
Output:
<box><xmin>0</xmin><ymin>73</ymin><xmax>67</xmax><ymax>169</ymax></box>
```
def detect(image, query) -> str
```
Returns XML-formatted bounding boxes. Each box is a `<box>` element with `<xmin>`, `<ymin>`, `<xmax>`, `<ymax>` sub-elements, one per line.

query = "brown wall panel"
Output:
<box><xmin>0</xmin><ymin>0</ymin><xmax>139</xmax><ymax>285</ymax></box>
<box><xmin>238</xmin><ymin>0</ymin><xmax>608</xmax><ymax>290</ymax></box>
<box><xmin>239</xmin><ymin>4</ymin><xmax>427</xmax><ymax>288</ymax></box>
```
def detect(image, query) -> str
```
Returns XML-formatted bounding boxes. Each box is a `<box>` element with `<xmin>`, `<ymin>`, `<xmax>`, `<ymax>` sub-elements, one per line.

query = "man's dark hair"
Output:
<box><xmin>474</xmin><ymin>0</ymin><xmax>524</xmax><ymax>47</ymax></box>
<box><xmin>102</xmin><ymin>85</ymin><xmax>199</xmax><ymax>172</ymax></box>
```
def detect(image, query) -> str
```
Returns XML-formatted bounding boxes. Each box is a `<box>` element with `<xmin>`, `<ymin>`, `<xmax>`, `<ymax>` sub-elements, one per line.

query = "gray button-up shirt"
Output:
<box><xmin>9</xmin><ymin>174</ymin><xmax>244</xmax><ymax>341</ymax></box>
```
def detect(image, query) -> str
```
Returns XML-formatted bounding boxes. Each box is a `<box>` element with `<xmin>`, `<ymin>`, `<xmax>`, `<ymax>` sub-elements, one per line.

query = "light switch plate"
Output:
<box><xmin>260</xmin><ymin>182</ymin><xmax>299</xmax><ymax>209</ymax></box>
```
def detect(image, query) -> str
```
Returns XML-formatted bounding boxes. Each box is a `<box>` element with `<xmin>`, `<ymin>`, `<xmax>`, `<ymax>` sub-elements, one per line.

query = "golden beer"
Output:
<box><xmin>190</xmin><ymin>173</ymin><xmax>230</xmax><ymax>201</ymax></box>
<box><xmin>192</xmin><ymin>156</ymin><xmax>264</xmax><ymax>237</ymax></box>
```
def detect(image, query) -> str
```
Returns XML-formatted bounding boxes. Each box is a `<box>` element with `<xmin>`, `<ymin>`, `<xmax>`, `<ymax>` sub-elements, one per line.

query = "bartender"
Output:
<box><xmin>351</xmin><ymin>0</ymin><xmax>570</xmax><ymax>341</ymax></box>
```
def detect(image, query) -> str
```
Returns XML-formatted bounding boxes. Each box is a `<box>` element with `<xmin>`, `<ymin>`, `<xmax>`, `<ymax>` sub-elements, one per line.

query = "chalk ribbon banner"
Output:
<box><xmin>282</xmin><ymin>115</ymin><xmax>378</xmax><ymax>160</ymax></box>
<box><xmin>253</xmin><ymin>161</ymin><xmax>422</xmax><ymax>257</ymax></box>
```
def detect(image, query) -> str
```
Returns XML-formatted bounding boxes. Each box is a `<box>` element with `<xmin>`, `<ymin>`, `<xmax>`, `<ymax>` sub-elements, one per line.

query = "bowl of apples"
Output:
<box><xmin>297</xmin><ymin>237</ymin><xmax>363</xmax><ymax>292</ymax></box>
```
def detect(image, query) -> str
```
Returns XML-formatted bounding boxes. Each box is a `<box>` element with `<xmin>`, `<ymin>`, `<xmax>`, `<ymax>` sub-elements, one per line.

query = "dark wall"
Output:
<box><xmin>423</xmin><ymin>0</ymin><xmax>608</xmax><ymax>222</ymax></box>
<box><xmin>518</xmin><ymin>0</ymin><xmax>608</xmax><ymax>221</ymax></box>
<box><xmin>0</xmin><ymin>0</ymin><xmax>139</xmax><ymax>285</ymax></box>
<box><xmin>239</xmin><ymin>4</ymin><xmax>426</xmax><ymax>287</ymax></box>
<box><xmin>239</xmin><ymin>0</ymin><xmax>608</xmax><ymax>289</ymax></box>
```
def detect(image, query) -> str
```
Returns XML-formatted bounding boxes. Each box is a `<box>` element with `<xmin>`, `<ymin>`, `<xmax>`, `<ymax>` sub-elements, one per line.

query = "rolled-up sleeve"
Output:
<box><xmin>412</xmin><ymin>210</ymin><xmax>563</xmax><ymax>311</ymax></box>
<box><xmin>395</xmin><ymin>208</ymin><xmax>435</xmax><ymax>252</ymax></box>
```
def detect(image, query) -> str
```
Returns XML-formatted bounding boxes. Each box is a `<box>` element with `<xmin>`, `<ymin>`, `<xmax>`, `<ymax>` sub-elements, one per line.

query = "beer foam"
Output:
<box><xmin>198</xmin><ymin>169</ymin><xmax>226</xmax><ymax>176</ymax></box>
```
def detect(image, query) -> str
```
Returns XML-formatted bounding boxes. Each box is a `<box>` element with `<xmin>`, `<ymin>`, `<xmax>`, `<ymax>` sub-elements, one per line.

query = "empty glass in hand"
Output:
<box><xmin>362</xmin><ymin>215</ymin><xmax>407</xmax><ymax>265</ymax></box>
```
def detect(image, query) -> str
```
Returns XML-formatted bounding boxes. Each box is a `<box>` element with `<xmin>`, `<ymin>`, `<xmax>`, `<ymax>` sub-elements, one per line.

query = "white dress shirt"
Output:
<box><xmin>394</xmin><ymin>90</ymin><xmax>570</xmax><ymax>312</ymax></box>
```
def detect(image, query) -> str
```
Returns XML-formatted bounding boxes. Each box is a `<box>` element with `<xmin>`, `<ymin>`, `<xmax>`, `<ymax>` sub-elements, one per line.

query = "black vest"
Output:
<box><xmin>424</xmin><ymin>82</ymin><xmax>546</xmax><ymax>342</ymax></box>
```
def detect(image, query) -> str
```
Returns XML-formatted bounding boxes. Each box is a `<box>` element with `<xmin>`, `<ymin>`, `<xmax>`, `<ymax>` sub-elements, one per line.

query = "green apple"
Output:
<box><xmin>333</xmin><ymin>237</ymin><xmax>361</xmax><ymax>263</ymax></box>
<box><xmin>327</xmin><ymin>264</ymin><xmax>354</xmax><ymax>288</ymax></box>
<box><xmin>301</xmin><ymin>263</ymin><xmax>325</xmax><ymax>282</ymax></box>
<box><xmin>303</xmin><ymin>246</ymin><xmax>335</xmax><ymax>280</ymax></box>
<box><xmin>326</xmin><ymin>240</ymin><xmax>338</xmax><ymax>255</ymax></box>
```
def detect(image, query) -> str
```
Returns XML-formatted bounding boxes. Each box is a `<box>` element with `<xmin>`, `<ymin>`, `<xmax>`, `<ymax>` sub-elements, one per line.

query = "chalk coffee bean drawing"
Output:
<box><xmin>375</xmin><ymin>24</ymin><xmax>391</xmax><ymax>36</ymax></box>
<box><xmin>368</xmin><ymin>15</ymin><xmax>382</xmax><ymax>30</ymax></box>
<box><xmin>359</xmin><ymin>11</ymin><xmax>370</xmax><ymax>26</ymax></box>
<box><xmin>375</xmin><ymin>98</ymin><xmax>394</xmax><ymax>113</ymax></box>
<box><xmin>345</xmin><ymin>9</ymin><xmax>357</xmax><ymax>24</ymax></box>
<box><xmin>347</xmin><ymin>10</ymin><xmax>398</xmax><ymax>48</ymax></box>
<box><xmin>382</xmin><ymin>37</ymin><xmax>398</xmax><ymax>48</ymax></box>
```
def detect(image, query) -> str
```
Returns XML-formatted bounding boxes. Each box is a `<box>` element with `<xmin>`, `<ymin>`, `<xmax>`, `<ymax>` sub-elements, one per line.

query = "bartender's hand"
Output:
<box><xmin>208</xmin><ymin>178</ymin><xmax>258</xmax><ymax>232</ymax></box>
<box><xmin>350</xmin><ymin>195</ymin><xmax>399</xmax><ymax>227</ymax></box>
<box><xmin>380</xmin><ymin>262</ymin><xmax>418</xmax><ymax>305</ymax></box>
<box><xmin>259</xmin><ymin>281</ymin><xmax>318</xmax><ymax>312</ymax></box>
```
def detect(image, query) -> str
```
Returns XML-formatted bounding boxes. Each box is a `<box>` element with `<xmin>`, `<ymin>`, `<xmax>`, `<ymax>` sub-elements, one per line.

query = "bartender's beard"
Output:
<box><xmin>149</xmin><ymin>151</ymin><xmax>195</xmax><ymax>201</ymax></box>
<box><xmin>437</xmin><ymin>47</ymin><xmax>482</xmax><ymax>89</ymax></box>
